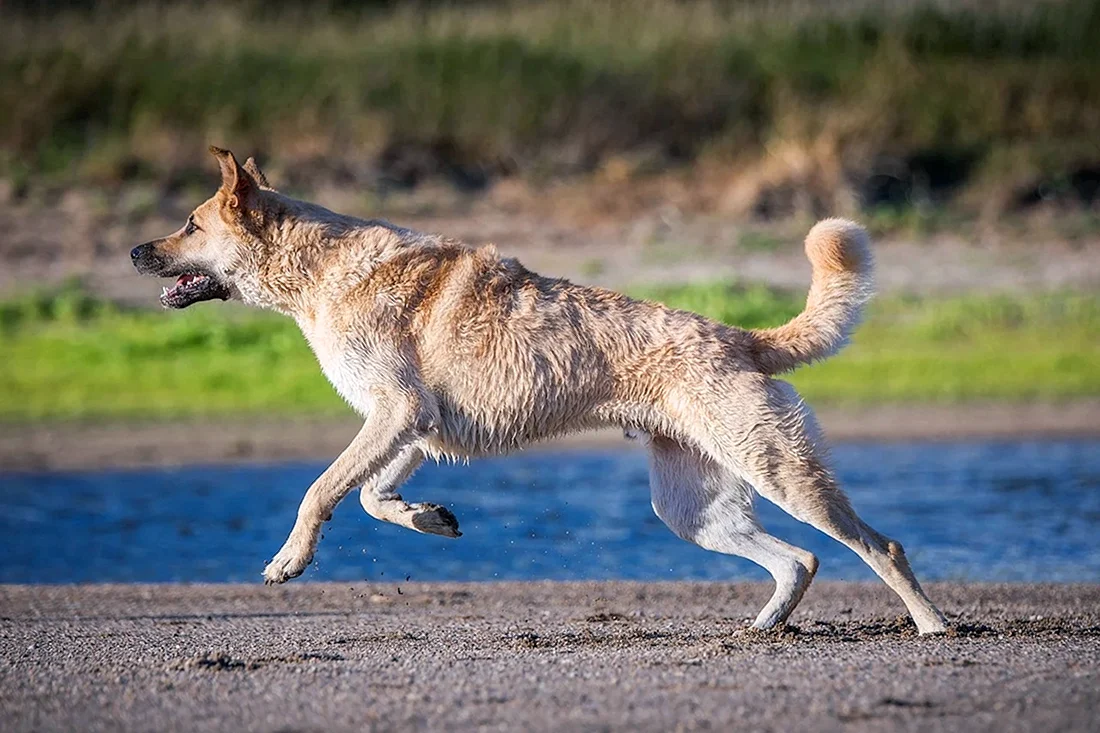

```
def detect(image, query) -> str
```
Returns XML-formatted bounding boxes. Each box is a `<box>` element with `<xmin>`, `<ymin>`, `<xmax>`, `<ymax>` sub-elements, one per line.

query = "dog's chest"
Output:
<box><xmin>297</xmin><ymin>322</ymin><xmax>374</xmax><ymax>414</ymax></box>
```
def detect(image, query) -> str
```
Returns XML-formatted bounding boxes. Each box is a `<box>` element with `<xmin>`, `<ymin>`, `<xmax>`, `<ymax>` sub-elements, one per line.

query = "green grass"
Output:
<box><xmin>2</xmin><ymin>0</ymin><xmax>1098</xmax><ymax>212</ymax></box>
<box><xmin>1</xmin><ymin>283</ymin><xmax>1097</xmax><ymax>422</ymax></box>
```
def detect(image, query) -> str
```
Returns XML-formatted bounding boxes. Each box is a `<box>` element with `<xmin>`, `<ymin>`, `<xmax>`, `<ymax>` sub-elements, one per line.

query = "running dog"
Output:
<box><xmin>131</xmin><ymin>147</ymin><xmax>947</xmax><ymax>634</ymax></box>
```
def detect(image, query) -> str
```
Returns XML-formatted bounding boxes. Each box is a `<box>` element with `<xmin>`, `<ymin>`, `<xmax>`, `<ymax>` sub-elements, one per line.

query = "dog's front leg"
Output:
<box><xmin>263</xmin><ymin>389</ymin><xmax>428</xmax><ymax>585</ymax></box>
<box><xmin>359</xmin><ymin>444</ymin><xmax>461</xmax><ymax>538</ymax></box>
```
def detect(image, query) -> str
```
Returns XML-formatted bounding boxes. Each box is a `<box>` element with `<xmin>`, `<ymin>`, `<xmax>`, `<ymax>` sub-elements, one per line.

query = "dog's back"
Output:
<box><xmin>311</xmin><ymin>218</ymin><xmax>873</xmax><ymax>459</ymax></box>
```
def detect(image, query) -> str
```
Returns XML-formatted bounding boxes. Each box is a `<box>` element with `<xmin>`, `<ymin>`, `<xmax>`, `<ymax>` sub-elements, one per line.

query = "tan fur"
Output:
<box><xmin>750</xmin><ymin>218</ymin><xmax>873</xmax><ymax>374</ymax></box>
<box><xmin>132</xmin><ymin>148</ymin><xmax>948</xmax><ymax>634</ymax></box>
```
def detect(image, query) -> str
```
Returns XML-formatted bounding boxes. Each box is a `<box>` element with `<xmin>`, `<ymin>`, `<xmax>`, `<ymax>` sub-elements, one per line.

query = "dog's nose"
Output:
<box><xmin>130</xmin><ymin>243</ymin><xmax>152</xmax><ymax>261</ymax></box>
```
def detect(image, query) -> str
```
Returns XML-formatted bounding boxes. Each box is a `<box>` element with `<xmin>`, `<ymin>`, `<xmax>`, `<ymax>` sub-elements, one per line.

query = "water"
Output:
<box><xmin>2</xmin><ymin>440</ymin><xmax>1098</xmax><ymax>585</ymax></box>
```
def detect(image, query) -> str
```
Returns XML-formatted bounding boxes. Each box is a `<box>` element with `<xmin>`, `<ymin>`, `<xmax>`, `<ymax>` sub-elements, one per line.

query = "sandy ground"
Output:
<box><xmin>2</xmin><ymin>401</ymin><xmax>1097</xmax><ymax>472</ymax></box>
<box><xmin>1</xmin><ymin>582</ymin><xmax>1098</xmax><ymax>732</ymax></box>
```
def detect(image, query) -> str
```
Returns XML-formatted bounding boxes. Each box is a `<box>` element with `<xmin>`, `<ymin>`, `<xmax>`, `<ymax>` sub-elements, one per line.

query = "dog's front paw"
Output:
<box><xmin>410</xmin><ymin>503</ymin><xmax>462</xmax><ymax>538</ymax></box>
<box><xmin>263</xmin><ymin>545</ymin><xmax>314</xmax><ymax>585</ymax></box>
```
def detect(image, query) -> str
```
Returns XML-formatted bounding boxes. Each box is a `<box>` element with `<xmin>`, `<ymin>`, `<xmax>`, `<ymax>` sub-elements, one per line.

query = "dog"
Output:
<box><xmin>131</xmin><ymin>146</ymin><xmax>947</xmax><ymax>634</ymax></box>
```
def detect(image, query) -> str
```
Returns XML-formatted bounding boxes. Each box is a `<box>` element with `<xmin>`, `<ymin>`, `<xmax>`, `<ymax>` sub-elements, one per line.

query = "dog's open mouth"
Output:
<box><xmin>160</xmin><ymin>272</ymin><xmax>231</xmax><ymax>309</ymax></box>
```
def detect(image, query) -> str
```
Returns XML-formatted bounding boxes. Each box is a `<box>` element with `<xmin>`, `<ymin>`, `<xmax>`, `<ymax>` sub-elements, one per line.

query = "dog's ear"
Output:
<box><xmin>243</xmin><ymin>156</ymin><xmax>276</xmax><ymax>191</ymax></box>
<box><xmin>209</xmin><ymin>145</ymin><xmax>255</xmax><ymax>209</ymax></box>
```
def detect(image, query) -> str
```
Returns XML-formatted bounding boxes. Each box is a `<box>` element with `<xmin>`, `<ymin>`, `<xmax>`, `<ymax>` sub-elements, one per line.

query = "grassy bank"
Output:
<box><xmin>2</xmin><ymin>0</ymin><xmax>1098</xmax><ymax>214</ymax></box>
<box><xmin>1</xmin><ymin>284</ymin><xmax>1097</xmax><ymax>422</ymax></box>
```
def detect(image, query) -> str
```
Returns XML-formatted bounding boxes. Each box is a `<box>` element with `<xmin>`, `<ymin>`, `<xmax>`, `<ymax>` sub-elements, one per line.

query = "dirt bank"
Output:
<box><xmin>4</xmin><ymin>181</ymin><xmax>1100</xmax><ymax>304</ymax></box>
<box><xmin>2</xmin><ymin>401</ymin><xmax>1097</xmax><ymax>472</ymax></box>
<box><xmin>1</xmin><ymin>581</ymin><xmax>1097</xmax><ymax>732</ymax></box>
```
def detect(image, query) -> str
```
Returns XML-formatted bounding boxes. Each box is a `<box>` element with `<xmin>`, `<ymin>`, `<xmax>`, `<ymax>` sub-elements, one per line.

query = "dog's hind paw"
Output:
<box><xmin>409</xmin><ymin>503</ymin><xmax>462</xmax><ymax>538</ymax></box>
<box><xmin>263</xmin><ymin>546</ymin><xmax>313</xmax><ymax>585</ymax></box>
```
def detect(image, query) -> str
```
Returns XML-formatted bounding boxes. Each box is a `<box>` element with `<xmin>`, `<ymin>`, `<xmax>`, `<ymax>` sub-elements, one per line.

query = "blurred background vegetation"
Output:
<box><xmin>0</xmin><ymin>0</ymin><xmax>1098</xmax><ymax>421</ymax></box>
<box><xmin>3</xmin><ymin>0</ymin><xmax>1098</xmax><ymax>213</ymax></box>
<box><xmin>3</xmin><ymin>283</ymin><xmax>1098</xmax><ymax>419</ymax></box>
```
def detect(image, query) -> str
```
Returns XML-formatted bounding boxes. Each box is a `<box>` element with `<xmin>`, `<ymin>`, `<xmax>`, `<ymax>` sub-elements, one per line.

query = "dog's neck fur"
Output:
<box><xmin>233</xmin><ymin>193</ymin><xmax>429</xmax><ymax>319</ymax></box>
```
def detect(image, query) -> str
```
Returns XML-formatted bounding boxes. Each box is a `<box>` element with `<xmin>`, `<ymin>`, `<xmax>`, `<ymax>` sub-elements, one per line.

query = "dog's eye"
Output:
<box><xmin>184</xmin><ymin>216</ymin><xmax>197</xmax><ymax>236</ymax></box>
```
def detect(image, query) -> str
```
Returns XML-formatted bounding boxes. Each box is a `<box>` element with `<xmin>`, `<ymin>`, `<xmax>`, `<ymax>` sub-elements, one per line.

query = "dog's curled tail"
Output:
<box><xmin>750</xmin><ymin>218</ymin><xmax>874</xmax><ymax>375</ymax></box>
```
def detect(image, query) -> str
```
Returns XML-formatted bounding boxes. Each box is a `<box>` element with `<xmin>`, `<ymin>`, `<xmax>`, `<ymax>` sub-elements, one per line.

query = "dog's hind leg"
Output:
<box><xmin>756</xmin><ymin>473</ymin><xmax>947</xmax><ymax>634</ymax></box>
<box><xmin>359</xmin><ymin>444</ymin><xmax>461</xmax><ymax>538</ymax></box>
<box><xmin>646</xmin><ymin>434</ymin><xmax>818</xmax><ymax>630</ymax></box>
<box><xmin>734</xmin><ymin>380</ymin><xmax>948</xmax><ymax>634</ymax></box>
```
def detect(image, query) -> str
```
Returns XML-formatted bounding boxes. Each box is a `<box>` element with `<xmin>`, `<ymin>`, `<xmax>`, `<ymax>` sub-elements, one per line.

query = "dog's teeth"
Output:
<box><xmin>161</xmin><ymin>287</ymin><xmax>169</xmax><ymax>297</ymax></box>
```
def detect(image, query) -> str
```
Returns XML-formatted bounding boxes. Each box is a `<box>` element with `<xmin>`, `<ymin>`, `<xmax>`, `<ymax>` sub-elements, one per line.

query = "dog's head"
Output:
<box><xmin>131</xmin><ymin>146</ymin><xmax>275</xmax><ymax>309</ymax></box>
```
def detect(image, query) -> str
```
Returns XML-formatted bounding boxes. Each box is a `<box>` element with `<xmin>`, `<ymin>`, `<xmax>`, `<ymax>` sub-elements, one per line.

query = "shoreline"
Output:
<box><xmin>2</xmin><ymin>581</ymin><xmax>1098</xmax><ymax>732</ymax></box>
<box><xmin>2</xmin><ymin>401</ymin><xmax>1098</xmax><ymax>472</ymax></box>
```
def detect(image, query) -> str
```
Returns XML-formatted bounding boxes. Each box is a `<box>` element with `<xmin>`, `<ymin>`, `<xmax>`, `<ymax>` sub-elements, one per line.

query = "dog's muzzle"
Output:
<box><xmin>130</xmin><ymin>242</ymin><xmax>167</xmax><ymax>276</ymax></box>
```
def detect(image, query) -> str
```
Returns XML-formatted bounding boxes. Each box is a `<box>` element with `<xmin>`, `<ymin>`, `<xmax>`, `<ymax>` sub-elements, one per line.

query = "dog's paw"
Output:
<box><xmin>263</xmin><ymin>545</ymin><xmax>314</xmax><ymax>585</ymax></box>
<box><xmin>409</xmin><ymin>503</ymin><xmax>462</xmax><ymax>538</ymax></box>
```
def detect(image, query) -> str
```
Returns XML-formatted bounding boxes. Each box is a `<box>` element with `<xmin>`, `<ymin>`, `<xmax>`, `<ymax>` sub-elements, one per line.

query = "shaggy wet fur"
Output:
<box><xmin>131</xmin><ymin>148</ymin><xmax>947</xmax><ymax>634</ymax></box>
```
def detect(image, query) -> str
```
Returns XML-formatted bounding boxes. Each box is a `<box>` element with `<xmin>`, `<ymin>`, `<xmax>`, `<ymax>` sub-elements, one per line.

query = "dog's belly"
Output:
<box><xmin>422</xmin><ymin>392</ymin><xmax>664</xmax><ymax>461</ymax></box>
<box><xmin>426</xmin><ymin>402</ymin><xmax>602</xmax><ymax>459</ymax></box>
<box><xmin>420</xmin><ymin>346</ymin><xmax>643</xmax><ymax>458</ymax></box>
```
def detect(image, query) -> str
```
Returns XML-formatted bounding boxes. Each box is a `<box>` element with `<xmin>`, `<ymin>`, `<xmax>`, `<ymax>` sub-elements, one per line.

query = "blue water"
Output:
<box><xmin>2</xmin><ymin>440</ymin><xmax>1098</xmax><ymax>584</ymax></box>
